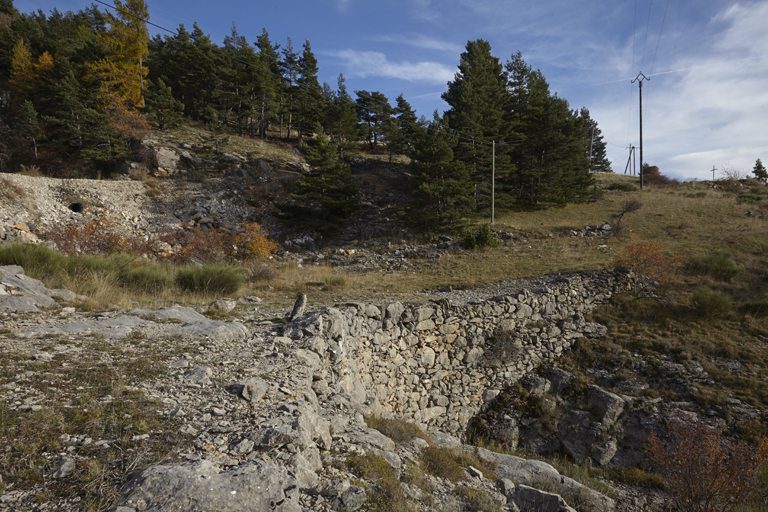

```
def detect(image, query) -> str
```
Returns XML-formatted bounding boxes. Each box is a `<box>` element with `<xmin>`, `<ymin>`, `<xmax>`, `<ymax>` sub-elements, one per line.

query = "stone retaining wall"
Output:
<box><xmin>281</xmin><ymin>269</ymin><xmax>634</xmax><ymax>435</ymax></box>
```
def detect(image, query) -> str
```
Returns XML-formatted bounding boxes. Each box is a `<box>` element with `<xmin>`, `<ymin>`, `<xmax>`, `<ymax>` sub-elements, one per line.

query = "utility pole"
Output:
<box><xmin>632</xmin><ymin>72</ymin><xmax>650</xmax><ymax>189</ymax></box>
<box><xmin>624</xmin><ymin>145</ymin><xmax>636</xmax><ymax>175</ymax></box>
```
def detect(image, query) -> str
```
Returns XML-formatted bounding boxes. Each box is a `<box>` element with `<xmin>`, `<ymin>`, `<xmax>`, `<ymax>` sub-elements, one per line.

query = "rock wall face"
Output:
<box><xmin>280</xmin><ymin>269</ymin><xmax>634</xmax><ymax>435</ymax></box>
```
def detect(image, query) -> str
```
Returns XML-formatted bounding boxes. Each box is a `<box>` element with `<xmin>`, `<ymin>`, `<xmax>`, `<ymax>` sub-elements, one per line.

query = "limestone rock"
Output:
<box><xmin>110</xmin><ymin>460</ymin><xmax>301</xmax><ymax>512</ymax></box>
<box><xmin>588</xmin><ymin>387</ymin><xmax>625</xmax><ymax>428</ymax></box>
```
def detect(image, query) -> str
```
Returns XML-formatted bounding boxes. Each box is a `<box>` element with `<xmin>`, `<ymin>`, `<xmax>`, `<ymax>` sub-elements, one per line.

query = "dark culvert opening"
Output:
<box><xmin>68</xmin><ymin>203</ymin><xmax>83</xmax><ymax>213</ymax></box>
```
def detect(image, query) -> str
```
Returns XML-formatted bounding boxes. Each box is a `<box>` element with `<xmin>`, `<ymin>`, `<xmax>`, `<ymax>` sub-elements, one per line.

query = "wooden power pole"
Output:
<box><xmin>632</xmin><ymin>72</ymin><xmax>650</xmax><ymax>189</ymax></box>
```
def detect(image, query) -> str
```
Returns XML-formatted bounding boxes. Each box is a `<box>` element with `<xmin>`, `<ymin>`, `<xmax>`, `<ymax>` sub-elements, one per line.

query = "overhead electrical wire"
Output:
<box><xmin>626</xmin><ymin>0</ymin><xmax>638</xmax><ymax>145</ymax></box>
<box><xmin>649</xmin><ymin>0</ymin><xmax>670</xmax><ymax>75</ymax></box>
<box><xmin>92</xmin><ymin>0</ymin><xmax>524</xmax><ymax>147</ymax></box>
<box><xmin>639</xmin><ymin>0</ymin><xmax>653</xmax><ymax>72</ymax></box>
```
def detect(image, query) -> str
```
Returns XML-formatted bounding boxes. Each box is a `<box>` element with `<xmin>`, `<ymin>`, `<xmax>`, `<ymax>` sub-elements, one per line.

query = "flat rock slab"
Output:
<box><xmin>0</xmin><ymin>265</ymin><xmax>83</xmax><ymax>313</ymax></box>
<box><xmin>20</xmin><ymin>315</ymin><xmax>156</xmax><ymax>340</ymax></box>
<box><xmin>128</xmin><ymin>307</ymin><xmax>249</xmax><ymax>342</ymax></box>
<box><xmin>0</xmin><ymin>296</ymin><xmax>43</xmax><ymax>313</ymax></box>
<box><xmin>129</xmin><ymin>306</ymin><xmax>208</xmax><ymax>323</ymax></box>
<box><xmin>174</xmin><ymin>320</ymin><xmax>249</xmax><ymax>342</ymax></box>
<box><xmin>110</xmin><ymin>459</ymin><xmax>301</xmax><ymax>512</ymax></box>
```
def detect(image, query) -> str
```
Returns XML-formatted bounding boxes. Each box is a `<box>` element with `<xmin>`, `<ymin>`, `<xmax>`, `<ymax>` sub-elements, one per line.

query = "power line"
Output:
<box><xmin>639</xmin><ymin>0</ymin><xmax>653</xmax><ymax>71</ymax></box>
<box><xmin>649</xmin><ymin>0</ymin><xmax>670</xmax><ymax>75</ymax></box>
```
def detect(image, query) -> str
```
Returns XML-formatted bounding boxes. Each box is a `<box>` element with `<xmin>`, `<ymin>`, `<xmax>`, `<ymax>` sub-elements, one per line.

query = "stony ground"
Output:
<box><xmin>1</xmin><ymin>262</ymin><xmax>676</xmax><ymax>512</ymax></box>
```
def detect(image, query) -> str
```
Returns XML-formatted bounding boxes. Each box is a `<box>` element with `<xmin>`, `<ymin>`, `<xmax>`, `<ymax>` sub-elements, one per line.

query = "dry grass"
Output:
<box><xmin>165</xmin><ymin>125</ymin><xmax>300</xmax><ymax>163</ymax></box>
<box><xmin>0</xmin><ymin>174</ymin><xmax>28</xmax><ymax>203</ymax></box>
<box><xmin>0</xmin><ymin>346</ymin><xmax>192</xmax><ymax>509</ymax></box>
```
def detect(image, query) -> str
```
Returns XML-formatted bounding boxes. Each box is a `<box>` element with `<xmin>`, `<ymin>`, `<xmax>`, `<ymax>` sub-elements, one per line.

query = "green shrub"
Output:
<box><xmin>123</xmin><ymin>265</ymin><xmax>174</xmax><ymax>294</ymax></box>
<box><xmin>463</xmin><ymin>230</ymin><xmax>478</xmax><ymax>250</ymax></box>
<box><xmin>691</xmin><ymin>287</ymin><xmax>733</xmax><ymax>318</ymax></box>
<box><xmin>476</xmin><ymin>224</ymin><xmax>498</xmax><ymax>247</ymax></box>
<box><xmin>0</xmin><ymin>243</ymin><xmax>67</xmax><ymax>279</ymax></box>
<box><xmin>463</xmin><ymin>224</ymin><xmax>499</xmax><ymax>250</ymax></box>
<box><xmin>175</xmin><ymin>264</ymin><xmax>244</xmax><ymax>295</ymax></box>
<box><xmin>685</xmin><ymin>250</ymin><xmax>741</xmax><ymax>281</ymax></box>
<box><xmin>607</xmin><ymin>182</ymin><xmax>638</xmax><ymax>192</ymax></box>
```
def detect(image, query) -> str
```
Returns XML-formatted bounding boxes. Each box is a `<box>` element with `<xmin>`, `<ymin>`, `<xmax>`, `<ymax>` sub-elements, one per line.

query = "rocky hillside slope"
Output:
<box><xmin>0</xmin><ymin>263</ymin><xmax>673</xmax><ymax>512</ymax></box>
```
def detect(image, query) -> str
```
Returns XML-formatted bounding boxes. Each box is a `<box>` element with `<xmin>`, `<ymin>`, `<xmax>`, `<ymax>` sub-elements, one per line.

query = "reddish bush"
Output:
<box><xmin>646</xmin><ymin>413</ymin><xmax>768</xmax><ymax>512</ymax></box>
<box><xmin>613</xmin><ymin>235</ymin><xmax>685</xmax><ymax>292</ymax></box>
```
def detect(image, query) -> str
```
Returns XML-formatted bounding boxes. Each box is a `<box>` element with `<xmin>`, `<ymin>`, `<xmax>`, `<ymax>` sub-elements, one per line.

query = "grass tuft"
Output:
<box><xmin>366</xmin><ymin>416</ymin><xmax>430</xmax><ymax>445</ymax></box>
<box><xmin>691</xmin><ymin>287</ymin><xmax>733</xmax><ymax>318</ymax></box>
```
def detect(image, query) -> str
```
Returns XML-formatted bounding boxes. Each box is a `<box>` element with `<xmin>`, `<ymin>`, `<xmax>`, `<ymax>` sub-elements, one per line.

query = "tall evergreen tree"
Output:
<box><xmin>16</xmin><ymin>99</ymin><xmax>42</xmax><ymax>158</ymax></box>
<box><xmin>412</xmin><ymin>112</ymin><xmax>473</xmax><ymax>226</ymax></box>
<box><xmin>279</xmin><ymin>36</ymin><xmax>299</xmax><ymax>139</ymax></box>
<box><xmin>220</xmin><ymin>23</ymin><xmax>257</xmax><ymax>136</ymax></box>
<box><xmin>505</xmin><ymin>52</ymin><xmax>593</xmax><ymax>204</ymax></box>
<box><xmin>143</xmin><ymin>77</ymin><xmax>183</xmax><ymax>130</ymax></box>
<box><xmin>254</xmin><ymin>28</ymin><xmax>280</xmax><ymax>139</ymax></box>
<box><xmin>354</xmin><ymin>90</ymin><xmax>392</xmax><ymax>150</ymax></box>
<box><xmin>442</xmin><ymin>39</ymin><xmax>515</xmax><ymax>210</ymax></box>
<box><xmin>382</xmin><ymin>93</ymin><xmax>417</xmax><ymax>162</ymax></box>
<box><xmin>295</xmin><ymin>39</ymin><xmax>322</xmax><ymax>145</ymax></box>
<box><xmin>323</xmin><ymin>74</ymin><xmax>358</xmax><ymax>159</ymax></box>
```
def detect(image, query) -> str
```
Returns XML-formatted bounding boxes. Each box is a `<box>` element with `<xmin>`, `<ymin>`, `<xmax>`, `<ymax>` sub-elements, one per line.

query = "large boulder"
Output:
<box><xmin>110</xmin><ymin>460</ymin><xmax>301</xmax><ymax>512</ymax></box>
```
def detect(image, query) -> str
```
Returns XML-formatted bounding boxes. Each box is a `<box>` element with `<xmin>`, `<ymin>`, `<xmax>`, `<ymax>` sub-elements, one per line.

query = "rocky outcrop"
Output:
<box><xmin>0</xmin><ymin>265</ymin><xmax>82</xmax><ymax>313</ymax></box>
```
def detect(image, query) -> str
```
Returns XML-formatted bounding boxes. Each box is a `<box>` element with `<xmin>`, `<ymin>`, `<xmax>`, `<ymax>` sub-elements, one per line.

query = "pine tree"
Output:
<box><xmin>412</xmin><ymin>112</ymin><xmax>474</xmax><ymax>226</ymax></box>
<box><xmin>754</xmin><ymin>158</ymin><xmax>768</xmax><ymax>182</ymax></box>
<box><xmin>16</xmin><ymin>99</ymin><xmax>42</xmax><ymax>158</ymax></box>
<box><xmin>384</xmin><ymin>93</ymin><xmax>418</xmax><ymax>161</ymax></box>
<box><xmin>143</xmin><ymin>77</ymin><xmax>184</xmax><ymax>130</ymax></box>
<box><xmin>255</xmin><ymin>28</ymin><xmax>281</xmax><ymax>139</ymax></box>
<box><xmin>354</xmin><ymin>90</ymin><xmax>392</xmax><ymax>150</ymax></box>
<box><xmin>279</xmin><ymin>37</ymin><xmax>299</xmax><ymax>139</ymax></box>
<box><xmin>295</xmin><ymin>39</ymin><xmax>322</xmax><ymax>145</ymax></box>
<box><xmin>505</xmin><ymin>52</ymin><xmax>593</xmax><ymax>204</ymax></box>
<box><xmin>323</xmin><ymin>74</ymin><xmax>358</xmax><ymax>159</ymax></box>
<box><xmin>442</xmin><ymin>39</ymin><xmax>514</xmax><ymax>211</ymax></box>
<box><xmin>279</xmin><ymin>127</ymin><xmax>359</xmax><ymax>235</ymax></box>
<box><xmin>220</xmin><ymin>23</ymin><xmax>257</xmax><ymax>136</ymax></box>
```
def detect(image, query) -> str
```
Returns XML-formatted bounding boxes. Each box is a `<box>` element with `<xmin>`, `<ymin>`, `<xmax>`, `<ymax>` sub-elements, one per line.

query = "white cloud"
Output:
<box><xmin>374</xmin><ymin>34</ymin><xmax>463</xmax><ymax>54</ymax></box>
<box><xmin>597</xmin><ymin>2</ymin><xmax>768</xmax><ymax>180</ymax></box>
<box><xmin>328</xmin><ymin>50</ymin><xmax>455</xmax><ymax>83</ymax></box>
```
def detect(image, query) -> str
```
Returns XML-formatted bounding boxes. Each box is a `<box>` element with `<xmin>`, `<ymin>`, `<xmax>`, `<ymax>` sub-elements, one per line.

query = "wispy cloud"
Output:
<box><xmin>327</xmin><ymin>50</ymin><xmax>454</xmax><ymax>83</ymax></box>
<box><xmin>374</xmin><ymin>34</ymin><xmax>463</xmax><ymax>54</ymax></box>
<box><xmin>334</xmin><ymin>0</ymin><xmax>352</xmax><ymax>12</ymax></box>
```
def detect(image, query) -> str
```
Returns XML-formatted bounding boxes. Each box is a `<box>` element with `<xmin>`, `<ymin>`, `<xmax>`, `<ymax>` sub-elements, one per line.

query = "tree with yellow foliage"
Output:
<box><xmin>89</xmin><ymin>0</ymin><xmax>149</xmax><ymax>109</ymax></box>
<box><xmin>9</xmin><ymin>38</ymin><xmax>54</xmax><ymax>102</ymax></box>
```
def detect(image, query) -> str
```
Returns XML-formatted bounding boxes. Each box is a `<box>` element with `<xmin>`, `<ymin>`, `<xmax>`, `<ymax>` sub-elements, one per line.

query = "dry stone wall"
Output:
<box><xmin>281</xmin><ymin>269</ymin><xmax>635</xmax><ymax>435</ymax></box>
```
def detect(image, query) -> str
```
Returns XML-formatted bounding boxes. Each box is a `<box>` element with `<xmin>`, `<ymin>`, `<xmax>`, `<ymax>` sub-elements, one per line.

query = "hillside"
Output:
<box><xmin>2</xmin><ymin>127</ymin><xmax>768</xmax><ymax>512</ymax></box>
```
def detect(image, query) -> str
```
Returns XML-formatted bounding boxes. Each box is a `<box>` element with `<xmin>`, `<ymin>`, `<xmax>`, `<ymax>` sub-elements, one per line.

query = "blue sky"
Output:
<box><xmin>15</xmin><ymin>0</ymin><xmax>768</xmax><ymax>180</ymax></box>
